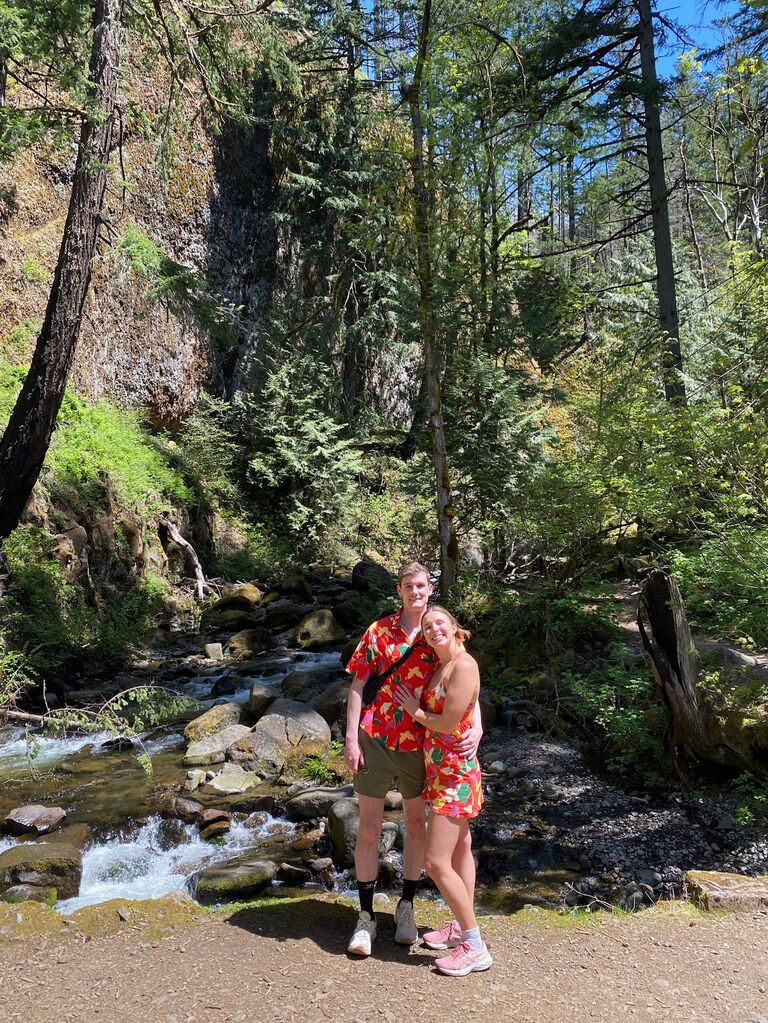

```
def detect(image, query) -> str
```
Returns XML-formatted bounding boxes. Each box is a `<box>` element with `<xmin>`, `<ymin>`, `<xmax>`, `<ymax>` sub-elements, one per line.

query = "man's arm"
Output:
<box><xmin>344</xmin><ymin>675</ymin><xmax>366</xmax><ymax>772</ymax></box>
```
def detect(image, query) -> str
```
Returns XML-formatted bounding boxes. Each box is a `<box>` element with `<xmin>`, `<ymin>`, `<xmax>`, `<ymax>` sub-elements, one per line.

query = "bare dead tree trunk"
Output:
<box><xmin>403</xmin><ymin>0</ymin><xmax>459</xmax><ymax>597</ymax></box>
<box><xmin>637</xmin><ymin>570</ymin><xmax>706</xmax><ymax>775</ymax></box>
<box><xmin>636</xmin><ymin>0</ymin><xmax>686</xmax><ymax>405</ymax></box>
<box><xmin>0</xmin><ymin>0</ymin><xmax>122</xmax><ymax>542</ymax></box>
<box><xmin>637</xmin><ymin>569</ymin><xmax>768</xmax><ymax>776</ymax></box>
<box><xmin>158</xmin><ymin>513</ymin><xmax>207</xmax><ymax>600</ymax></box>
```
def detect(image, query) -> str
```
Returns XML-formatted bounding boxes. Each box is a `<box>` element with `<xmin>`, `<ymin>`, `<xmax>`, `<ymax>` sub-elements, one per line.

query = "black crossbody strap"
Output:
<box><xmin>361</xmin><ymin>639</ymin><xmax>424</xmax><ymax>707</ymax></box>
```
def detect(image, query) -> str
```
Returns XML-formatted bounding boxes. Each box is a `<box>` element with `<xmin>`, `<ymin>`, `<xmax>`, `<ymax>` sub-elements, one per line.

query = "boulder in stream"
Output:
<box><xmin>201</xmin><ymin>763</ymin><xmax>261</xmax><ymax>796</ymax></box>
<box><xmin>327</xmin><ymin>797</ymin><xmax>360</xmax><ymax>867</ymax></box>
<box><xmin>3</xmin><ymin>805</ymin><xmax>66</xmax><ymax>837</ymax></box>
<box><xmin>247</xmin><ymin>681</ymin><xmax>278</xmax><ymax>720</ymax></box>
<box><xmin>294</xmin><ymin>610</ymin><xmax>346</xmax><ymax>650</ymax></box>
<box><xmin>224</xmin><ymin>628</ymin><xmax>274</xmax><ymax>658</ymax></box>
<box><xmin>0</xmin><ymin>843</ymin><xmax>82</xmax><ymax>900</ymax></box>
<box><xmin>184</xmin><ymin>702</ymin><xmax>243</xmax><ymax>743</ymax></box>
<box><xmin>285</xmin><ymin>785</ymin><xmax>355</xmax><ymax>821</ymax></box>
<box><xmin>214</xmin><ymin>583</ymin><xmax>263</xmax><ymax>613</ymax></box>
<box><xmin>228</xmin><ymin>698</ymin><xmax>331</xmax><ymax>778</ymax></box>
<box><xmin>183</xmin><ymin>724</ymin><xmax>252</xmax><ymax>766</ymax></box>
<box><xmin>190</xmin><ymin>853</ymin><xmax>277</xmax><ymax>902</ymax></box>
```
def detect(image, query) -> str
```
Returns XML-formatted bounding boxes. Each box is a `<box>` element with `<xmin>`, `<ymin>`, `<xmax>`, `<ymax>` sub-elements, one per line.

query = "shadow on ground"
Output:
<box><xmin>226</xmin><ymin>897</ymin><xmax>439</xmax><ymax>968</ymax></box>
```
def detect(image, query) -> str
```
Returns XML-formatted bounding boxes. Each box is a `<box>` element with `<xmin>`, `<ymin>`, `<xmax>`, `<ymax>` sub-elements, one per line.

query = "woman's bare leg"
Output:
<box><xmin>424</xmin><ymin>814</ymin><xmax>477</xmax><ymax>932</ymax></box>
<box><xmin>451</xmin><ymin>820</ymin><xmax>476</xmax><ymax>903</ymax></box>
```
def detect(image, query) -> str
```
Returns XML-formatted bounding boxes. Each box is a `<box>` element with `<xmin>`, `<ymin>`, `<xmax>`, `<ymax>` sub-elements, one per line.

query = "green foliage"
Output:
<box><xmin>0</xmin><ymin>647</ymin><xmax>36</xmax><ymax>711</ymax></box>
<box><xmin>0</xmin><ymin>527</ymin><xmax>168</xmax><ymax>676</ymax></box>
<box><xmin>297</xmin><ymin>741</ymin><xmax>345</xmax><ymax>786</ymax></box>
<box><xmin>242</xmin><ymin>352</ymin><xmax>363</xmax><ymax>554</ymax></box>
<box><xmin>18</xmin><ymin>254</ymin><xmax>46</xmax><ymax>283</ymax></box>
<box><xmin>670</xmin><ymin>530</ymin><xmax>768</xmax><ymax>648</ymax></box>
<box><xmin>0</xmin><ymin>318</ymin><xmax>39</xmax><ymax>361</ymax></box>
<box><xmin>733</xmin><ymin>771</ymin><xmax>768</xmax><ymax>825</ymax></box>
<box><xmin>0</xmin><ymin>363</ymin><xmax>190</xmax><ymax>513</ymax></box>
<box><xmin>562</xmin><ymin>664</ymin><xmax>669</xmax><ymax>784</ymax></box>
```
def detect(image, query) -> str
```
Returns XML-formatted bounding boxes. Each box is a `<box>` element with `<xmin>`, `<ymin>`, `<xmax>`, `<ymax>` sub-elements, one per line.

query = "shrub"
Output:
<box><xmin>670</xmin><ymin>528</ymin><xmax>768</xmax><ymax>648</ymax></box>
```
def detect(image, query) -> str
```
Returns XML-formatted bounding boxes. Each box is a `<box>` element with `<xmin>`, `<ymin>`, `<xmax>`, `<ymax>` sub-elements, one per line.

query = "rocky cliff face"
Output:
<box><xmin>0</xmin><ymin>66</ymin><xmax>278</xmax><ymax>424</ymax></box>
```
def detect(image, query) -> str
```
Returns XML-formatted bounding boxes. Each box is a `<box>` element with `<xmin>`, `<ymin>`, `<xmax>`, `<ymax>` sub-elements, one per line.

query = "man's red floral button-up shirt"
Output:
<box><xmin>346</xmin><ymin>609</ymin><xmax>437</xmax><ymax>752</ymax></box>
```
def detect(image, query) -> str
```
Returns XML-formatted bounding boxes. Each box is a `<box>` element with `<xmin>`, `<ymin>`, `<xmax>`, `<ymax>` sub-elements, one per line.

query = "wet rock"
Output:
<box><xmin>168</xmin><ymin>797</ymin><xmax>205</xmax><ymax>824</ymax></box>
<box><xmin>183</xmin><ymin>769</ymin><xmax>207</xmax><ymax>792</ymax></box>
<box><xmin>230</xmin><ymin>795</ymin><xmax>276</xmax><ymax>815</ymax></box>
<box><xmin>228</xmin><ymin>699</ymin><xmax>331</xmax><ymax>778</ymax></box>
<box><xmin>248</xmin><ymin>681</ymin><xmax>278</xmax><ymax>719</ymax></box>
<box><xmin>294</xmin><ymin>610</ymin><xmax>346</xmax><ymax>650</ymax></box>
<box><xmin>351</xmin><ymin>561</ymin><xmax>393</xmax><ymax>593</ymax></box>
<box><xmin>291</xmin><ymin>828</ymin><xmax>324</xmax><ymax>852</ymax></box>
<box><xmin>0</xmin><ymin>843</ymin><xmax>82</xmax><ymax>900</ymax></box>
<box><xmin>198</xmin><ymin>808</ymin><xmax>231</xmax><ymax>828</ymax></box>
<box><xmin>190</xmin><ymin>854</ymin><xmax>277</xmax><ymax>901</ymax></box>
<box><xmin>156</xmin><ymin>818</ymin><xmax>191</xmax><ymax>850</ymax></box>
<box><xmin>0</xmin><ymin>884</ymin><xmax>57</xmax><ymax>906</ymax></box>
<box><xmin>285</xmin><ymin>785</ymin><xmax>355</xmax><ymax>821</ymax></box>
<box><xmin>328</xmin><ymin>797</ymin><xmax>360</xmax><ymax>867</ymax></box>
<box><xmin>183</xmin><ymin>724</ymin><xmax>252</xmax><ymax>766</ymax></box>
<box><xmin>3</xmin><ymin>805</ymin><xmax>67</xmax><ymax>837</ymax></box>
<box><xmin>44</xmin><ymin>823</ymin><xmax>93</xmax><ymax>853</ymax></box>
<box><xmin>184</xmin><ymin>702</ymin><xmax>243</xmax><ymax>742</ymax></box>
<box><xmin>101</xmin><ymin>737</ymin><xmax>135</xmax><ymax>752</ymax></box>
<box><xmin>210</xmin><ymin>674</ymin><xmax>240</xmax><ymax>697</ymax></box>
<box><xmin>201</xmin><ymin>763</ymin><xmax>260</xmax><ymax>796</ymax></box>
<box><xmin>204</xmin><ymin>643</ymin><xmax>224</xmax><ymax>661</ymax></box>
<box><xmin>224</xmin><ymin>628</ymin><xmax>275</xmax><ymax>658</ymax></box>
<box><xmin>332</xmin><ymin>595</ymin><xmax>372</xmax><ymax>630</ymax></box>
<box><xmin>277</xmin><ymin>862</ymin><xmax>312</xmax><ymax>885</ymax></box>
<box><xmin>199</xmin><ymin>820</ymin><xmax>231</xmax><ymax>842</ymax></box>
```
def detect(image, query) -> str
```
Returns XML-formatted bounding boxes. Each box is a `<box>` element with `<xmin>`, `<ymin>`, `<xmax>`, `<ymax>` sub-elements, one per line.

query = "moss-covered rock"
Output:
<box><xmin>183</xmin><ymin>723</ymin><xmax>252</xmax><ymax>766</ymax></box>
<box><xmin>184</xmin><ymin>701</ymin><xmax>243</xmax><ymax>742</ymax></box>
<box><xmin>294</xmin><ymin>610</ymin><xmax>346</xmax><ymax>650</ymax></box>
<box><xmin>189</xmin><ymin>855</ymin><xmax>277</xmax><ymax>902</ymax></box>
<box><xmin>0</xmin><ymin>842</ymin><xmax>82</xmax><ymax>899</ymax></box>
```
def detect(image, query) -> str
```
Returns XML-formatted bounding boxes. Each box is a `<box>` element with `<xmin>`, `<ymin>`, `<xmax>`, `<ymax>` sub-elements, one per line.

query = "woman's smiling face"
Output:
<box><xmin>422</xmin><ymin>610</ymin><xmax>456</xmax><ymax>650</ymax></box>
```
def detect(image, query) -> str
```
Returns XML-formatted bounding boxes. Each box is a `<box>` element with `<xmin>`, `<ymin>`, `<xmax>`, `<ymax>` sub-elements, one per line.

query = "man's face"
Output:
<box><xmin>397</xmin><ymin>572</ymin><xmax>433</xmax><ymax>614</ymax></box>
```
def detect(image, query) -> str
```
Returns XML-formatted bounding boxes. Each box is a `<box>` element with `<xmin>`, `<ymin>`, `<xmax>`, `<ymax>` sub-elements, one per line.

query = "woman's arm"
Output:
<box><xmin>395</xmin><ymin>656</ymin><xmax>480</xmax><ymax>735</ymax></box>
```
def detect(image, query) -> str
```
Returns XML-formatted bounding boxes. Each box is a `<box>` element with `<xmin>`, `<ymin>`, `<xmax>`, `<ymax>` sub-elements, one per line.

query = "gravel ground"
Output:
<box><xmin>1</xmin><ymin>899</ymin><xmax>767</xmax><ymax>1023</ymax></box>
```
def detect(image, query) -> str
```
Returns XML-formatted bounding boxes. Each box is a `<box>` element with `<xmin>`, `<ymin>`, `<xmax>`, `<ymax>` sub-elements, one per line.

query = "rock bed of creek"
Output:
<box><xmin>478</xmin><ymin>729</ymin><xmax>768</xmax><ymax>910</ymax></box>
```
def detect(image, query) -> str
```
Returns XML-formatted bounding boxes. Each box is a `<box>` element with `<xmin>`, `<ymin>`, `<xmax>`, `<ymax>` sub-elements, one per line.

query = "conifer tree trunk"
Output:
<box><xmin>404</xmin><ymin>0</ymin><xmax>459</xmax><ymax>597</ymax></box>
<box><xmin>0</xmin><ymin>0</ymin><xmax>122</xmax><ymax>542</ymax></box>
<box><xmin>636</xmin><ymin>0</ymin><xmax>686</xmax><ymax>404</ymax></box>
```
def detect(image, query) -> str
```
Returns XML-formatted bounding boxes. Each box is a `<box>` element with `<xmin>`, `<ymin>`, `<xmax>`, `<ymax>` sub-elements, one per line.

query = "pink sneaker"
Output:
<box><xmin>422</xmin><ymin>919</ymin><xmax>462</xmax><ymax>950</ymax></box>
<box><xmin>434</xmin><ymin>941</ymin><xmax>493</xmax><ymax>977</ymax></box>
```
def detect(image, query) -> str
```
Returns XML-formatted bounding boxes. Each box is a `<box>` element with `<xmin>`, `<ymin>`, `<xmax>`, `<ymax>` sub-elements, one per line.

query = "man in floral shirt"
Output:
<box><xmin>344</xmin><ymin>562</ymin><xmax>481</xmax><ymax>957</ymax></box>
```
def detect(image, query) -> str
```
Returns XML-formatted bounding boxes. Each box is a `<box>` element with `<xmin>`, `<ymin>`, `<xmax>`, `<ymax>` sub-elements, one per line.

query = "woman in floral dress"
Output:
<box><xmin>394</xmin><ymin>605</ymin><xmax>491</xmax><ymax>977</ymax></box>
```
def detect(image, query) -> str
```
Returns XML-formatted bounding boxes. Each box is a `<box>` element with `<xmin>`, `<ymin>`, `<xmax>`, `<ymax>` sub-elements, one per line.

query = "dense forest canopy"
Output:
<box><xmin>1</xmin><ymin>0</ymin><xmax>767</xmax><ymax>700</ymax></box>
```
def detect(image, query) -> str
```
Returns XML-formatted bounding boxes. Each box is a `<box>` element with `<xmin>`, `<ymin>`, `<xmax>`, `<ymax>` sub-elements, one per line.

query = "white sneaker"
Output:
<box><xmin>347</xmin><ymin>911</ymin><xmax>377</xmax><ymax>956</ymax></box>
<box><xmin>394</xmin><ymin>899</ymin><xmax>418</xmax><ymax>945</ymax></box>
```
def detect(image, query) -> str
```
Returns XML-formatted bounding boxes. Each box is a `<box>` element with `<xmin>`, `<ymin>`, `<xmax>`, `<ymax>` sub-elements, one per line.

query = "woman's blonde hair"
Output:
<box><xmin>421</xmin><ymin>604</ymin><xmax>471</xmax><ymax>645</ymax></box>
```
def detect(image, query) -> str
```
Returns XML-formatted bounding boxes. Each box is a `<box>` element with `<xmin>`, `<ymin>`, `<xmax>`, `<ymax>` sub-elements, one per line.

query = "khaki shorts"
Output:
<box><xmin>353</xmin><ymin>729</ymin><xmax>426</xmax><ymax>801</ymax></box>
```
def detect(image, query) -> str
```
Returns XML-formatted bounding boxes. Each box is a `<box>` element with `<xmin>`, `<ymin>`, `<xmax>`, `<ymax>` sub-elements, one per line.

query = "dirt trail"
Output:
<box><xmin>1</xmin><ymin>898</ymin><xmax>767</xmax><ymax>1023</ymax></box>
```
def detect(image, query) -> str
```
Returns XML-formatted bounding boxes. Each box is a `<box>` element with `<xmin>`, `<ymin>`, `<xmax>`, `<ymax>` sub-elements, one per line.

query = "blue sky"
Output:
<box><xmin>656</xmin><ymin>0</ymin><xmax>741</xmax><ymax>75</ymax></box>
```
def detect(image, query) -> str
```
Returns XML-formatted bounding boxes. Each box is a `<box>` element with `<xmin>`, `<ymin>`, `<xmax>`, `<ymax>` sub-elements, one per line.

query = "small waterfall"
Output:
<box><xmin>56</xmin><ymin>814</ymin><xmax>293</xmax><ymax>914</ymax></box>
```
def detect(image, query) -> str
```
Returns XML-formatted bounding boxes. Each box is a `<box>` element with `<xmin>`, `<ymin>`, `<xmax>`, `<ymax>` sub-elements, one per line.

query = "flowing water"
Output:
<box><xmin>0</xmin><ymin>645</ymin><xmax>572</xmax><ymax>914</ymax></box>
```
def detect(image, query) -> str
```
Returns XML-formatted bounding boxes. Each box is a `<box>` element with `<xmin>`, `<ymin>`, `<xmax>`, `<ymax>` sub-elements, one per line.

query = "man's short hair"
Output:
<box><xmin>397</xmin><ymin>561</ymin><xmax>431</xmax><ymax>582</ymax></box>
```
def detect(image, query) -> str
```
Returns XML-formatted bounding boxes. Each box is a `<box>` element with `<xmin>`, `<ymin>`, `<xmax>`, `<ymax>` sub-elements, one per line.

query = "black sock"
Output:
<box><xmin>401</xmin><ymin>878</ymin><xmax>418</xmax><ymax>904</ymax></box>
<box><xmin>358</xmin><ymin>879</ymin><xmax>376</xmax><ymax>918</ymax></box>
